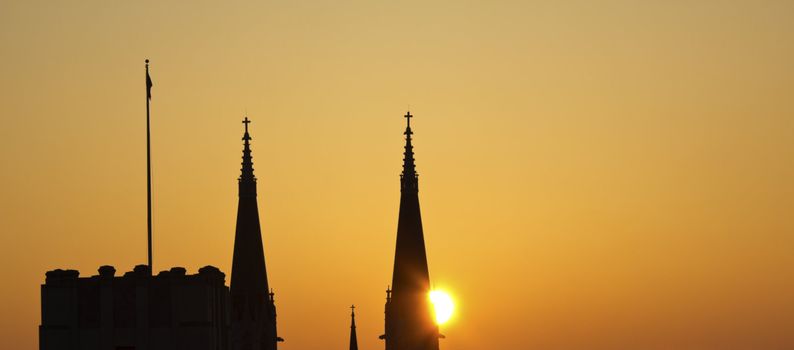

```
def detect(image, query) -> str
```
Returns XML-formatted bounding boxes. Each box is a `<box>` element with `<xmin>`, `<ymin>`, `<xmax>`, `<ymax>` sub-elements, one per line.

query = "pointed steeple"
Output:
<box><xmin>350</xmin><ymin>305</ymin><xmax>359</xmax><ymax>350</ymax></box>
<box><xmin>230</xmin><ymin>117</ymin><xmax>279</xmax><ymax>350</ymax></box>
<box><xmin>392</xmin><ymin>111</ymin><xmax>430</xmax><ymax>293</ymax></box>
<box><xmin>384</xmin><ymin>111</ymin><xmax>439</xmax><ymax>350</ymax></box>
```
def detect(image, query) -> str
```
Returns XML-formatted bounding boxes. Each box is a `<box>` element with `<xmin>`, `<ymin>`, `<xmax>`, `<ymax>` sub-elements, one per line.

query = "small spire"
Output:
<box><xmin>349</xmin><ymin>304</ymin><xmax>359</xmax><ymax>350</ymax></box>
<box><xmin>400</xmin><ymin>111</ymin><xmax>418</xmax><ymax>191</ymax></box>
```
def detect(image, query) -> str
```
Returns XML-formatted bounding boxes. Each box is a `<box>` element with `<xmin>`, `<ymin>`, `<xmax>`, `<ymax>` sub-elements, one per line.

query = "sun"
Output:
<box><xmin>429</xmin><ymin>290</ymin><xmax>455</xmax><ymax>325</ymax></box>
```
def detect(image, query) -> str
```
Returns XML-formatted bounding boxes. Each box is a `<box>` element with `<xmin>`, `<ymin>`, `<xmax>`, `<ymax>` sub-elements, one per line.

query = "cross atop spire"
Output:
<box><xmin>242</xmin><ymin>117</ymin><xmax>252</xmax><ymax>141</ymax></box>
<box><xmin>243</xmin><ymin>116</ymin><xmax>251</xmax><ymax>131</ymax></box>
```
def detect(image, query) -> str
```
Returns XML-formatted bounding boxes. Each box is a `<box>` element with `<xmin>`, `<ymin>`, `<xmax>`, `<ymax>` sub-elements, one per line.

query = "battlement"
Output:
<box><xmin>40</xmin><ymin>265</ymin><xmax>230</xmax><ymax>350</ymax></box>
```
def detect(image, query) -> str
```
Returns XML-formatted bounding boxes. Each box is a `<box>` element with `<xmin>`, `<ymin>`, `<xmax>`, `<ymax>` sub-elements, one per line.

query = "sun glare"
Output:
<box><xmin>429</xmin><ymin>290</ymin><xmax>455</xmax><ymax>325</ymax></box>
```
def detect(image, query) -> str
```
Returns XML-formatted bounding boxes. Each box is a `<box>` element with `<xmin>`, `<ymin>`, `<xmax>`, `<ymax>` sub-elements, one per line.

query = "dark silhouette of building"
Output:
<box><xmin>39</xmin><ymin>265</ymin><xmax>230</xmax><ymax>350</ymax></box>
<box><xmin>381</xmin><ymin>112</ymin><xmax>440</xmax><ymax>350</ymax></box>
<box><xmin>39</xmin><ymin>118</ymin><xmax>288</xmax><ymax>350</ymax></box>
<box><xmin>230</xmin><ymin>117</ymin><xmax>281</xmax><ymax>350</ymax></box>
<box><xmin>349</xmin><ymin>306</ymin><xmax>358</xmax><ymax>350</ymax></box>
<box><xmin>39</xmin><ymin>113</ymin><xmax>453</xmax><ymax>350</ymax></box>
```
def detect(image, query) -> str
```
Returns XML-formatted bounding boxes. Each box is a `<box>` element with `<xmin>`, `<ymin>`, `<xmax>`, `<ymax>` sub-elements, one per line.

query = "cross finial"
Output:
<box><xmin>404</xmin><ymin>111</ymin><xmax>412</xmax><ymax>127</ymax></box>
<box><xmin>242</xmin><ymin>117</ymin><xmax>251</xmax><ymax>133</ymax></box>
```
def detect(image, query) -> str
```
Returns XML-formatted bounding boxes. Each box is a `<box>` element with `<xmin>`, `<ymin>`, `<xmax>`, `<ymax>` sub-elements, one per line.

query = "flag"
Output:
<box><xmin>146</xmin><ymin>69</ymin><xmax>153</xmax><ymax>100</ymax></box>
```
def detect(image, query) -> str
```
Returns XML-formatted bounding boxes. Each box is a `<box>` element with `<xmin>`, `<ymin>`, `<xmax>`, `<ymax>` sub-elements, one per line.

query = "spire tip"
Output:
<box><xmin>242</xmin><ymin>117</ymin><xmax>251</xmax><ymax>134</ymax></box>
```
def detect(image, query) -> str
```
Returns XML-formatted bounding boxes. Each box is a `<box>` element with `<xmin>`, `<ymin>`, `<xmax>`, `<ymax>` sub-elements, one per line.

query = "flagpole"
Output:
<box><xmin>145</xmin><ymin>59</ymin><xmax>153</xmax><ymax>271</ymax></box>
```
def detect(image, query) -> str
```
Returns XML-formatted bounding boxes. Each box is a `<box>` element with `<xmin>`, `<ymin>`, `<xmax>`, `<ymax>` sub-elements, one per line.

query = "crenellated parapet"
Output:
<box><xmin>40</xmin><ymin>265</ymin><xmax>230</xmax><ymax>350</ymax></box>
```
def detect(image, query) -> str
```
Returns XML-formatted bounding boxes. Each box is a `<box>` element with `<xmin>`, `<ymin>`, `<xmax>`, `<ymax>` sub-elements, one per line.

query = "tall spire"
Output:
<box><xmin>230</xmin><ymin>117</ymin><xmax>279</xmax><ymax>350</ymax></box>
<box><xmin>392</xmin><ymin>111</ymin><xmax>430</xmax><ymax>292</ymax></box>
<box><xmin>350</xmin><ymin>305</ymin><xmax>359</xmax><ymax>350</ymax></box>
<box><xmin>384</xmin><ymin>111</ymin><xmax>439</xmax><ymax>350</ymax></box>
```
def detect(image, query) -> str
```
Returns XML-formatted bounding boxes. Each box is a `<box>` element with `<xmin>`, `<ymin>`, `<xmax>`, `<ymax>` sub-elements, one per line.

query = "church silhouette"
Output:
<box><xmin>39</xmin><ymin>112</ymin><xmax>442</xmax><ymax>350</ymax></box>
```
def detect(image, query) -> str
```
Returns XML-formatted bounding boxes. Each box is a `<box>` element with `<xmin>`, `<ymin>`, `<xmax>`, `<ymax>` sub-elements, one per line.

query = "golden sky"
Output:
<box><xmin>1</xmin><ymin>1</ymin><xmax>793</xmax><ymax>349</ymax></box>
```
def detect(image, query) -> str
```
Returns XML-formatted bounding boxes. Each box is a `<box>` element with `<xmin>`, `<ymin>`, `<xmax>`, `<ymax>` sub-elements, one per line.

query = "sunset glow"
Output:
<box><xmin>429</xmin><ymin>290</ymin><xmax>454</xmax><ymax>325</ymax></box>
<box><xmin>2</xmin><ymin>1</ymin><xmax>794</xmax><ymax>349</ymax></box>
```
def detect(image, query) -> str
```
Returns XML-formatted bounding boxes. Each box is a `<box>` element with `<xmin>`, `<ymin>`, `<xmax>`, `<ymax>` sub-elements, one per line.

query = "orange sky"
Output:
<box><xmin>1</xmin><ymin>1</ymin><xmax>793</xmax><ymax>349</ymax></box>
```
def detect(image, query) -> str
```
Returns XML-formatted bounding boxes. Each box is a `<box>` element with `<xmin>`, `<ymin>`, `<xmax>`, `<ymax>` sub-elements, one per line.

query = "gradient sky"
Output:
<box><xmin>1</xmin><ymin>1</ymin><xmax>793</xmax><ymax>349</ymax></box>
